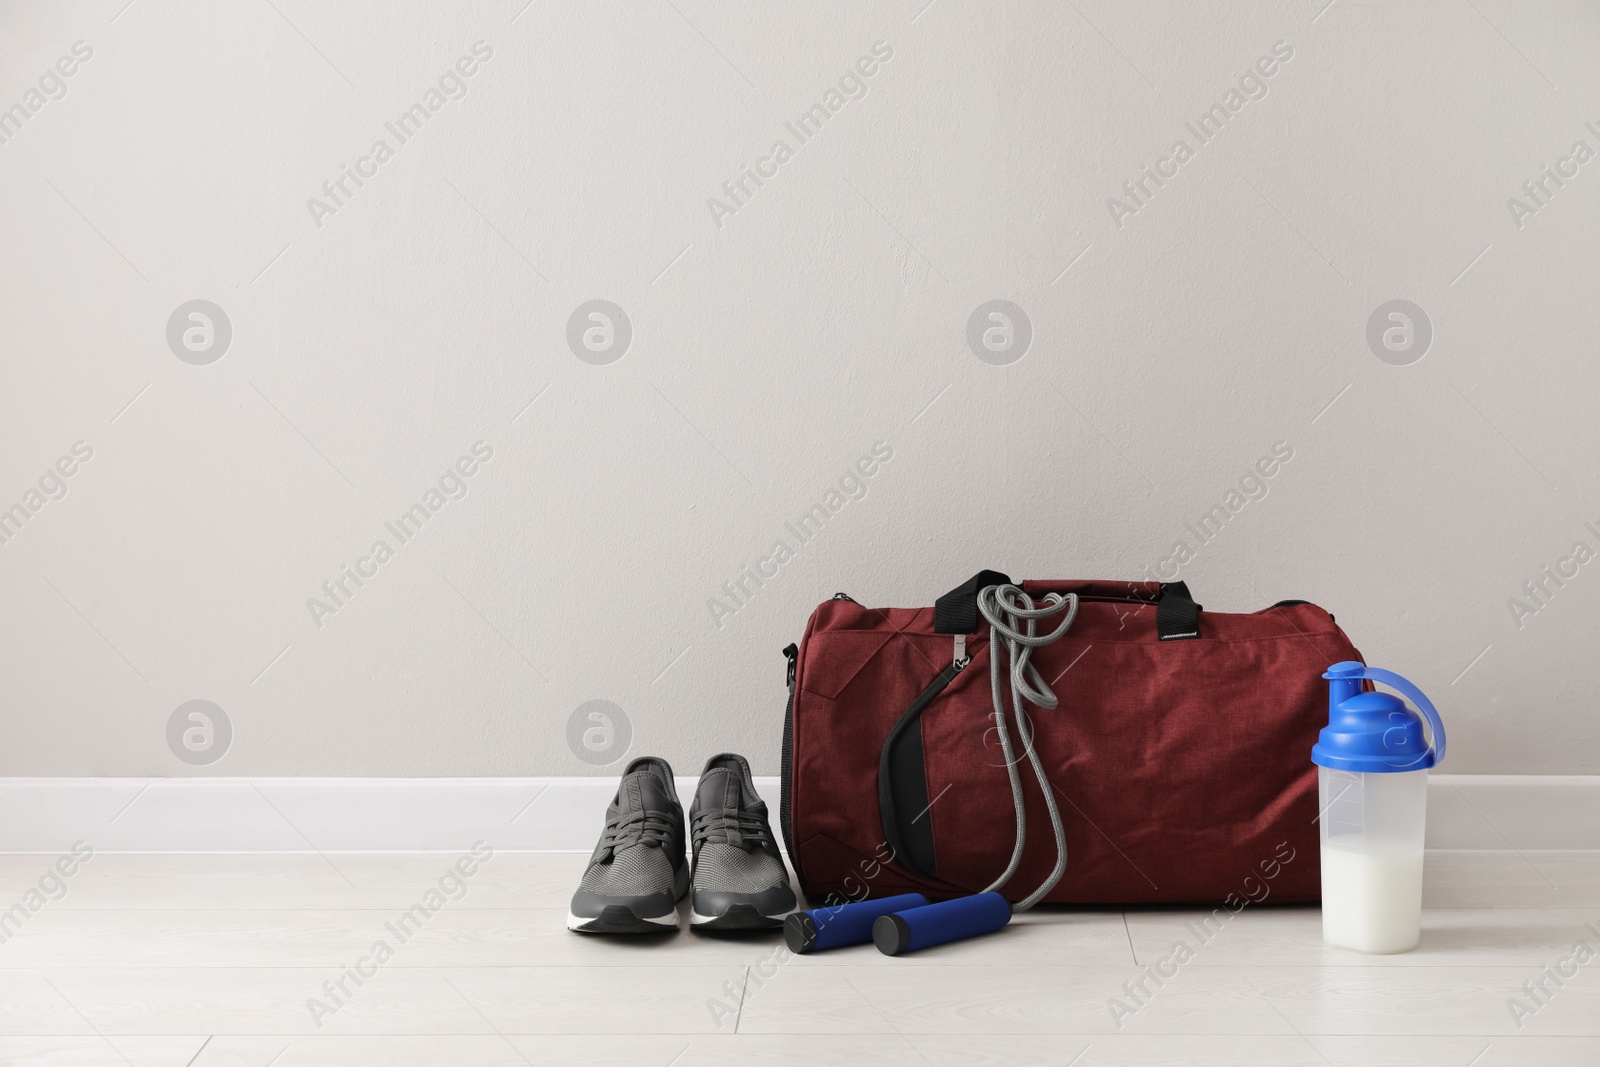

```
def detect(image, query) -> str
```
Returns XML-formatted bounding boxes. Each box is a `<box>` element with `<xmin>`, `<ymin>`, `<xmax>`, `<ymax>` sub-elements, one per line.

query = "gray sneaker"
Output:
<box><xmin>688</xmin><ymin>753</ymin><xmax>797</xmax><ymax>930</ymax></box>
<box><xmin>568</xmin><ymin>757</ymin><xmax>689</xmax><ymax>934</ymax></box>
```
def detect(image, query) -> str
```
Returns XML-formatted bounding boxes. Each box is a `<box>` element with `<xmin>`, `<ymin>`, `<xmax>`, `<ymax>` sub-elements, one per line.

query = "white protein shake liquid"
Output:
<box><xmin>1319</xmin><ymin>845</ymin><xmax>1424</xmax><ymax>953</ymax></box>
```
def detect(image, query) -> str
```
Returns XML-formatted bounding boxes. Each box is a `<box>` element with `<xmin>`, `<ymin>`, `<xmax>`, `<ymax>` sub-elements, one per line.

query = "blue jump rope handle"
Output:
<box><xmin>873</xmin><ymin>892</ymin><xmax>1013</xmax><ymax>955</ymax></box>
<box><xmin>783</xmin><ymin>893</ymin><xmax>931</xmax><ymax>953</ymax></box>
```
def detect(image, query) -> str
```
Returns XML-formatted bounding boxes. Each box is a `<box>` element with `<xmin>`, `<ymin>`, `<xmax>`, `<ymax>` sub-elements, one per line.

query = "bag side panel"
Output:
<box><xmin>787</xmin><ymin>603</ymin><xmax>951</xmax><ymax>902</ymax></box>
<box><xmin>919</xmin><ymin>600</ymin><xmax>1358</xmax><ymax>904</ymax></box>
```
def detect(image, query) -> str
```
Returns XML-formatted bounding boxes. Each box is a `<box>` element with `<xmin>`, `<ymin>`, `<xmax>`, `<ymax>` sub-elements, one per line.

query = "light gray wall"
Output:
<box><xmin>2</xmin><ymin>0</ymin><xmax>1596</xmax><ymax>777</ymax></box>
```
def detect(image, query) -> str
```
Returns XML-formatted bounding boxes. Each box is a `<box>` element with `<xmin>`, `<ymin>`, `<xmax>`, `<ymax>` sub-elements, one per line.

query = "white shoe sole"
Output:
<box><xmin>690</xmin><ymin>904</ymin><xmax>800</xmax><ymax>930</ymax></box>
<box><xmin>567</xmin><ymin>906</ymin><xmax>681</xmax><ymax>934</ymax></box>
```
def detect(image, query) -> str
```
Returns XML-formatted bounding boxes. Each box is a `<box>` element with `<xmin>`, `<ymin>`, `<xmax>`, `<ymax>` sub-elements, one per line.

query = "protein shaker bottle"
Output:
<box><xmin>1312</xmin><ymin>662</ymin><xmax>1446</xmax><ymax>954</ymax></box>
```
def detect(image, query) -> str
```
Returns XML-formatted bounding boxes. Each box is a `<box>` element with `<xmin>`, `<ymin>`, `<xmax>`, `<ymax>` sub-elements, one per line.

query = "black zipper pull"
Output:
<box><xmin>782</xmin><ymin>643</ymin><xmax>798</xmax><ymax>688</ymax></box>
<box><xmin>831</xmin><ymin>592</ymin><xmax>856</xmax><ymax>602</ymax></box>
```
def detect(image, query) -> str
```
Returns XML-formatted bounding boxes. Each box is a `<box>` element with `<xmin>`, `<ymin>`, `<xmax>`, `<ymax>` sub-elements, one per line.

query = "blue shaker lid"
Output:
<box><xmin>1312</xmin><ymin>661</ymin><xmax>1445</xmax><ymax>773</ymax></box>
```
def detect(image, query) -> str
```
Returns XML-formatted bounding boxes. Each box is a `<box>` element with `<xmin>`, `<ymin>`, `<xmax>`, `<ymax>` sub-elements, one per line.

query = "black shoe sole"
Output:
<box><xmin>690</xmin><ymin>903</ymin><xmax>789</xmax><ymax>931</ymax></box>
<box><xmin>567</xmin><ymin>904</ymin><xmax>680</xmax><ymax>934</ymax></box>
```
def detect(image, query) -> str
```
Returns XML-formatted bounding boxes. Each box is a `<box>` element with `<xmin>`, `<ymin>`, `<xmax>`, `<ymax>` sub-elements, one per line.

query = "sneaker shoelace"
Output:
<box><xmin>599</xmin><ymin>809</ymin><xmax>676</xmax><ymax>854</ymax></box>
<box><xmin>690</xmin><ymin>807</ymin><xmax>771</xmax><ymax>850</ymax></box>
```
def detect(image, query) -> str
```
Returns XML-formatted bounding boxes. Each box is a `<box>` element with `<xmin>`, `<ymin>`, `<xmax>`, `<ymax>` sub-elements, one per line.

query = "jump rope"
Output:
<box><xmin>785</xmin><ymin>584</ymin><xmax>1079</xmax><ymax>955</ymax></box>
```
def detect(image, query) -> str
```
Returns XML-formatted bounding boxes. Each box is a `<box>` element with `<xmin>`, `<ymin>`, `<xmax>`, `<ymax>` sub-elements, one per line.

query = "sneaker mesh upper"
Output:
<box><xmin>579</xmin><ymin>844</ymin><xmax>676</xmax><ymax>895</ymax></box>
<box><xmin>692</xmin><ymin>842</ymin><xmax>787</xmax><ymax>893</ymax></box>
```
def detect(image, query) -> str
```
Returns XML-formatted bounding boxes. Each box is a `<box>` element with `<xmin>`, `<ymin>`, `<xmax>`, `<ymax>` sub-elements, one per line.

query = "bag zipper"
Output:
<box><xmin>877</xmin><ymin>656</ymin><xmax>967</xmax><ymax>880</ymax></box>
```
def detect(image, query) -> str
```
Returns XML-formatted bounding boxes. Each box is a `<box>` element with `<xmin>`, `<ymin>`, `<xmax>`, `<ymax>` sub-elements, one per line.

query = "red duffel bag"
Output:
<box><xmin>779</xmin><ymin>572</ymin><xmax>1366</xmax><ymax>906</ymax></box>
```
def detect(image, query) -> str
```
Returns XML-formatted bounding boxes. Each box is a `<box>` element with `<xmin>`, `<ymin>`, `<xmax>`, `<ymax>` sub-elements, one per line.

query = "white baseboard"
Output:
<box><xmin>0</xmin><ymin>776</ymin><xmax>774</xmax><ymax>854</ymax></box>
<box><xmin>0</xmin><ymin>775</ymin><xmax>1595</xmax><ymax>853</ymax></box>
<box><xmin>1422</xmin><ymin>775</ymin><xmax>1600</xmax><ymax>850</ymax></box>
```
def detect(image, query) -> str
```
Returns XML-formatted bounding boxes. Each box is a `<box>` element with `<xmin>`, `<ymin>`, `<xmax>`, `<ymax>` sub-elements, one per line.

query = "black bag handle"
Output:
<box><xmin>1156</xmin><ymin>580</ymin><xmax>1202</xmax><ymax>640</ymax></box>
<box><xmin>933</xmin><ymin>570</ymin><xmax>1012</xmax><ymax>633</ymax></box>
<box><xmin>934</xmin><ymin>571</ymin><xmax>1201</xmax><ymax>640</ymax></box>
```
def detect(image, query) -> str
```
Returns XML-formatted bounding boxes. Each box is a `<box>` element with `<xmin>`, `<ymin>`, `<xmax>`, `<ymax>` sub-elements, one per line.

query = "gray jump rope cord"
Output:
<box><xmin>974</xmin><ymin>584</ymin><xmax>1078</xmax><ymax>912</ymax></box>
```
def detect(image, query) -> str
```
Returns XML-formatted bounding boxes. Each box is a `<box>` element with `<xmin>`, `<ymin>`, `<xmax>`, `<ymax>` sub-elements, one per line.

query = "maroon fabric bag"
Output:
<box><xmin>779</xmin><ymin>573</ymin><xmax>1366</xmax><ymax>905</ymax></box>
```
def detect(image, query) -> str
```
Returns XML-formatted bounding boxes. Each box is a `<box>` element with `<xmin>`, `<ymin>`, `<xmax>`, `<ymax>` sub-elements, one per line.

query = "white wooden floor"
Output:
<box><xmin>1</xmin><ymin>851</ymin><xmax>1597</xmax><ymax>1065</ymax></box>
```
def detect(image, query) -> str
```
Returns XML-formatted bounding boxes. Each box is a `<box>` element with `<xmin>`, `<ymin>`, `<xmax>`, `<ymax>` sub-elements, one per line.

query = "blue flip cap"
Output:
<box><xmin>1312</xmin><ymin>661</ymin><xmax>1445</xmax><ymax>773</ymax></box>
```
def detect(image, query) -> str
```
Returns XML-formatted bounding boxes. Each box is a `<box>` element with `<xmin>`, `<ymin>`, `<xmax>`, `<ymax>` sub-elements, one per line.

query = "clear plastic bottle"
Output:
<box><xmin>1314</xmin><ymin>664</ymin><xmax>1445</xmax><ymax>955</ymax></box>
